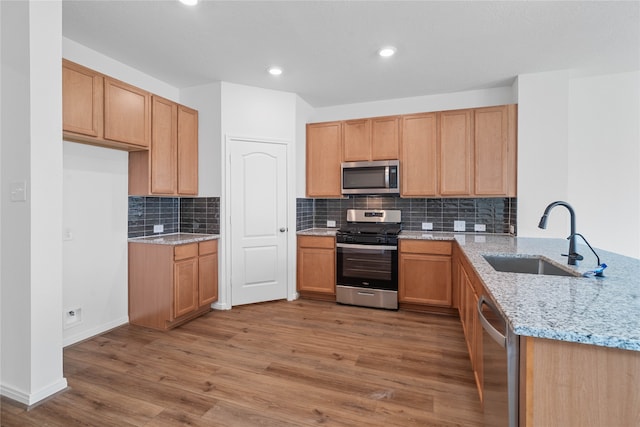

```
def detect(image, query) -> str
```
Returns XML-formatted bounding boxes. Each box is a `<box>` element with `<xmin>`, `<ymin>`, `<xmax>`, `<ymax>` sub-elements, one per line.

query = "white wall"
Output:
<box><xmin>295</xmin><ymin>95</ymin><xmax>315</xmax><ymax>198</ymax></box>
<box><xmin>311</xmin><ymin>86</ymin><xmax>516</xmax><ymax>122</ymax></box>
<box><xmin>1</xmin><ymin>0</ymin><xmax>67</xmax><ymax>405</ymax></box>
<box><xmin>180</xmin><ymin>82</ymin><xmax>222</xmax><ymax>197</ymax></box>
<box><xmin>517</xmin><ymin>69</ymin><xmax>640</xmax><ymax>259</ymax></box>
<box><xmin>61</xmin><ymin>39</ymin><xmax>181</xmax><ymax>347</ymax></box>
<box><xmin>516</xmin><ymin>70</ymin><xmax>572</xmax><ymax>239</ymax></box>
<box><xmin>62</xmin><ymin>142</ymin><xmax>128</xmax><ymax>346</ymax></box>
<box><xmin>568</xmin><ymin>71</ymin><xmax>640</xmax><ymax>259</ymax></box>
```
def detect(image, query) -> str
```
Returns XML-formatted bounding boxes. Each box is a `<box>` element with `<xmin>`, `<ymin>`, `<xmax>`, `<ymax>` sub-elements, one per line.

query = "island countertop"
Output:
<box><xmin>399</xmin><ymin>231</ymin><xmax>640</xmax><ymax>351</ymax></box>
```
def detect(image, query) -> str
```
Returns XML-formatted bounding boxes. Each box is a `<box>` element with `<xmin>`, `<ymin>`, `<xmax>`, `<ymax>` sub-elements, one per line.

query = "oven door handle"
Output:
<box><xmin>336</xmin><ymin>243</ymin><xmax>397</xmax><ymax>251</ymax></box>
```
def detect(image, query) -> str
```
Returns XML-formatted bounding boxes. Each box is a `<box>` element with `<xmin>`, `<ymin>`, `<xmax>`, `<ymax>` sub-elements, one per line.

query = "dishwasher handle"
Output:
<box><xmin>478</xmin><ymin>295</ymin><xmax>507</xmax><ymax>349</ymax></box>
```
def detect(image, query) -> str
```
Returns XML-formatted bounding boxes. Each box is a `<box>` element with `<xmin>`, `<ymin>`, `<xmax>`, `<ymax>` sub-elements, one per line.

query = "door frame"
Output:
<box><xmin>214</xmin><ymin>135</ymin><xmax>298</xmax><ymax>310</ymax></box>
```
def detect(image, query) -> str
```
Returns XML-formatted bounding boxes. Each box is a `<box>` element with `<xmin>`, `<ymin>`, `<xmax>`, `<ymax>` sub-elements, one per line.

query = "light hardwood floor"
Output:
<box><xmin>1</xmin><ymin>300</ymin><xmax>484</xmax><ymax>426</ymax></box>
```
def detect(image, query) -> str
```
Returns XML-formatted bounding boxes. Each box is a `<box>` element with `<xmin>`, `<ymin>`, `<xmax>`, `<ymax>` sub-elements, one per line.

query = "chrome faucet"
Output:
<box><xmin>538</xmin><ymin>201</ymin><xmax>584</xmax><ymax>265</ymax></box>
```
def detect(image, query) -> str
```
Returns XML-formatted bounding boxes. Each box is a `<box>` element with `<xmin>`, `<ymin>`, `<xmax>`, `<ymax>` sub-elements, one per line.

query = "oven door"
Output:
<box><xmin>336</xmin><ymin>243</ymin><xmax>398</xmax><ymax>291</ymax></box>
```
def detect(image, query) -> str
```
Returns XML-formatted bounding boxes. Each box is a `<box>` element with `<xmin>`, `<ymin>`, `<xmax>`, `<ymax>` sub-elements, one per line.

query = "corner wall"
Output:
<box><xmin>517</xmin><ymin>69</ymin><xmax>640</xmax><ymax>259</ymax></box>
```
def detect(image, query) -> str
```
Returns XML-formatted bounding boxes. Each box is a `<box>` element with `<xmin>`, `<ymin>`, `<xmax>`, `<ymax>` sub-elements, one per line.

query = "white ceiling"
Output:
<box><xmin>62</xmin><ymin>1</ymin><xmax>640</xmax><ymax>108</ymax></box>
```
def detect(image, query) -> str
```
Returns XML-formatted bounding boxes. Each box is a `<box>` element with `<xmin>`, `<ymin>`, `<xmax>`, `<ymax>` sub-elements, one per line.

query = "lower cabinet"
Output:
<box><xmin>456</xmin><ymin>246</ymin><xmax>484</xmax><ymax>401</ymax></box>
<box><xmin>129</xmin><ymin>239</ymin><xmax>218</xmax><ymax>330</ymax></box>
<box><xmin>297</xmin><ymin>235</ymin><xmax>336</xmax><ymax>300</ymax></box>
<box><xmin>399</xmin><ymin>240</ymin><xmax>452</xmax><ymax>308</ymax></box>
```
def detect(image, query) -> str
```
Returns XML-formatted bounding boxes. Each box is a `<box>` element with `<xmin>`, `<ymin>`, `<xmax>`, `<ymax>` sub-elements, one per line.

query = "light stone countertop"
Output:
<box><xmin>400</xmin><ymin>231</ymin><xmax>640</xmax><ymax>351</ymax></box>
<box><xmin>128</xmin><ymin>233</ymin><xmax>220</xmax><ymax>245</ymax></box>
<box><xmin>296</xmin><ymin>228</ymin><xmax>338</xmax><ymax>237</ymax></box>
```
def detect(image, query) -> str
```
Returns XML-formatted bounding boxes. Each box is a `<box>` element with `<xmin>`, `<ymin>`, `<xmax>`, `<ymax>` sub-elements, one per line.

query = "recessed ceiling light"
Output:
<box><xmin>378</xmin><ymin>46</ymin><xmax>397</xmax><ymax>58</ymax></box>
<box><xmin>179</xmin><ymin>0</ymin><xmax>198</xmax><ymax>6</ymax></box>
<box><xmin>268</xmin><ymin>66</ymin><xmax>283</xmax><ymax>76</ymax></box>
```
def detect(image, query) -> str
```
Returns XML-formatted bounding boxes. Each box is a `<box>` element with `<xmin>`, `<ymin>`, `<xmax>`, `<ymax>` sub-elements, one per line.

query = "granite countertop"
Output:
<box><xmin>399</xmin><ymin>231</ymin><xmax>640</xmax><ymax>351</ymax></box>
<box><xmin>128</xmin><ymin>233</ymin><xmax>220</xmax><ymax>245</ymax></box>
<box><xmin>297</xmin><ymin>228</ymin><xmax>338</xmax><ymax>237</ymax></box>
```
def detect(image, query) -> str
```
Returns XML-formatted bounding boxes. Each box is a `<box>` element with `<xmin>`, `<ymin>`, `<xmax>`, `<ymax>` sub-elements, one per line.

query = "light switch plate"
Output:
<box><xmin>454</xmin><ymin>220</ymin><xmax>466</xmax><ymax>232</ymax></box>
<box><xmin>327</xmin><ymin>220</ymin><xmax>336</xmax><ymax>227</ymax></box>
<box><xmin>153</xmin><ymin>224</ymin><xmax>164</xmax><ymax>233</ymax></box>
<box><xmin>474</xmin><ymin>224</ymin><xmax>486</xmax><ymax>232</ymax></box>
<box><xmin>421</xmin><ymin>222</ymin><xmax>433</xmax><ymax>230</ymax></box>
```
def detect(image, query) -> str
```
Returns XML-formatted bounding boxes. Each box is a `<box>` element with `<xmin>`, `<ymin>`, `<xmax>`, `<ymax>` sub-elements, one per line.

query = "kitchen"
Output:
<box><xmin>1</xmin><ymin>1</ymin><xmax>639</xmax><ymax>426</ymax></box>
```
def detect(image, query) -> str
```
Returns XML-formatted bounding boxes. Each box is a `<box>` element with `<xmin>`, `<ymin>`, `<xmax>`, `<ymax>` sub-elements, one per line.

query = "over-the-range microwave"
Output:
<box><xmin>341</xmin><ymin>160</ymin><xmax>400</xmax><ymax>195</ymax></box>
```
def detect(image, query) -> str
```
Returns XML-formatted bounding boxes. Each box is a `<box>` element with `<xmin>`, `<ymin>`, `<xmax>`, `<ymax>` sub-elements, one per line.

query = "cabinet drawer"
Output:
<box><xmin>400</xmin><ymin>240</ymin><xmax>452</xmax><ymax>256</ymax></box>
<box><xmin>174</xmin><ymin>243</ymin><xmax>198</xmax><ymax>261</ymax></box>
<box><xmin>199</xmin><ymin>240</ymin><xmax>217</xmax><ymax>256</ymax></box>
<box><xmin>298</xmin><ymin>235</ymin><xmax>335</xmax><ymax>249</ymax></box>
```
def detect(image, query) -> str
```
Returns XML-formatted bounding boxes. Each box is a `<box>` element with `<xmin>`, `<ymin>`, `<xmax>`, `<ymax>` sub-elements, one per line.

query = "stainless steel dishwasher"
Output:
<box><xmin>477</xmin><ymin>295</ymin><xmax>519</xmax><ymax>427</ymax></box>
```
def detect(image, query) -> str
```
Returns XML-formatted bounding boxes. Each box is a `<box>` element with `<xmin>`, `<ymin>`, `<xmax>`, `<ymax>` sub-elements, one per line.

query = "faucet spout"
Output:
<box><xmin>538</xmin><ymin>201</ymin><xmax>583</xmax><ymax>265</ymax></box>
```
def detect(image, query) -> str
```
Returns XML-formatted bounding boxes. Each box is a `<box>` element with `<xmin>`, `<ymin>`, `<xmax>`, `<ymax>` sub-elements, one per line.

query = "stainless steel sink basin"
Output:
<box><xmin>483</xmin><ymin>255</ymin><xmax>581</xmax><ymax>277</ymax></box>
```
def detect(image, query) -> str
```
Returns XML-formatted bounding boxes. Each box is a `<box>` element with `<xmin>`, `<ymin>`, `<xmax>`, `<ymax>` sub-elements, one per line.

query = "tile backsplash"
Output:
<box><xmin>128</xmin><ymin>196</ymin><xmax>220</xmax><ymax>238</ymax></box>
<box><xmin>297</xmin><ymin>195</ymin><xmax>517</xmax><ymax>234</ymax></box>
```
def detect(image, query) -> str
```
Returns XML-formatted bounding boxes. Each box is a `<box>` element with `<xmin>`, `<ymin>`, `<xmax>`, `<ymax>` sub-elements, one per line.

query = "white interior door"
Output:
<box><xmin>229</xmin><ymin>140</ymin><xmax>288</xmax><ymax>306</ymax></box>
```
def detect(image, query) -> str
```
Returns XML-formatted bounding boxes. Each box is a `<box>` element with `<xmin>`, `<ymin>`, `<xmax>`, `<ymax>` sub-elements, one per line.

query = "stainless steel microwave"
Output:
<box><xmin>341</xmin><ymin>160</ymin><xmax>400</xmax><ymax>195</ymax></box>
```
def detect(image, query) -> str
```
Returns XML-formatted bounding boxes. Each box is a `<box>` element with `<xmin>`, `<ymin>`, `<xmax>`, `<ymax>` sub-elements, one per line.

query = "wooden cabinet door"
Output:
<box><xmin>400</xmin><ymin>113</ymin><xmax>438</xmax><ymax>196</ymax></box>
<box><xmin>371</xmin><ymin>116</ymin><xmax>400</xmax><ymax>160</ymax></box>
<box><xmin>440</xmin><ymin>109</ymin><xmax>473</xmax><ymax>196</ymax></box>
<box><xmin>177</xmin><ymin>105</ymin><xmax>198</xmax><ymax>195</ymax></box>
<box><xmin>104</xmin><ymin>77</ymin><xmax>151</xmax><ymax>148</ymax></box>
<box><xmin>343</xmin><ymin>119</ymin><xmax>370</xmax><ymax>162</ymax></box>
<box><xmin>399</xmin><ymin>253</ymin><xmax>452</xmax><ymax>306</ymax></box>
<box><xmin>198</xmin><ymin>241</ymin><xmax>218</xmax><ymax>306</ymax></box>
<box><xmin>62</xmin><ymin>60</ymin><xmax>103</xmax><ymax>138</ymax></box>
<box><xmin>306</xmin><ymin>122</ymin><xmax>342</xmax><ymax>197</ymax></box>
<box><xmin>174</xmin><ymin>257</ymin><xmax>199</xmax><ymax>319</ymax></box>
<box><xmin>150</xmin><ymin>96</ymin><xmax>177</xmax><ymax>195</ymax></box>
<box><xmin>297</xmin><ymin>236</ymin><xmax>336</xmax><ymax>295</ymax></box>
<box><xmin>474</xmin><ymin>105</ymin><xmax>516</xmax><ymax>196</ymax></box>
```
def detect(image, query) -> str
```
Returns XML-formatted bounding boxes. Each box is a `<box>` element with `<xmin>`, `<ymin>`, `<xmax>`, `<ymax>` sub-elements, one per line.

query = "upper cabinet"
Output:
<box><xmin>63</xmin><ymin>59</ymin><xmax>151</xmax><ymax>151</ymax></box>
<box><xmin>343</xmin><ymin>116</ymin><xmax>400</xmax><ymax>162</ymax></box>
<box><xmin>400</xmin><ymin>113</ymin><xmax>439</xmax><ymax>197</ymax></box>
<box><xmin>306</xmin><ymin>104</ymin><xmax>517</xmax><ymax>199</ymax></box>
<box><xmin>103</xmin><ymin>77</ymin><xmax>151</xmax><ymax>149</ymax></box>
<box><xmin>306</xmin><ymin>121</ymin><xmax>343</xmax><ymax>198</ymax></box>
<box><xmin>129</xmin><ymin>96</ymin><xmax>198</xmax><ymax>196</ymax></box>
<box><xmin>62</xmin><ymin>60</ymin><xmax>103</xmax><ymax>138</ymax></box>
<box><xmin>474</xmin><ymin>105</ymin><xmax>517</xmax><ymax>197</ymax></box>
<box><xmin>439</xmin><ymin>109</ymin><xmax>473</xmax><ymax>196</ymax></box>
<box><xmin>177</xmin><ymin>105</ymin><xmax>199</xmax><ymax>195</ymax></box>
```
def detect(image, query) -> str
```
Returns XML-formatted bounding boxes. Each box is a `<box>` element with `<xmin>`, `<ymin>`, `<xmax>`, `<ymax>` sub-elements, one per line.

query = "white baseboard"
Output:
<box><xmin>63</xmin><ymin>316</ymin><xmax>129</xmax><ymax>347</ymax></box>
<box><xmin>1</xmin><ymin>377</ymin><xmax>68</xmax><ymax>406</ymax></box>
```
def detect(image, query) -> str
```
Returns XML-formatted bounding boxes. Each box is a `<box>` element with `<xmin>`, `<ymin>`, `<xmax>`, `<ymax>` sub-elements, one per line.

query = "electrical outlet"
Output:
<box><xmin>153</xmin><ymin>224</ymin><xmax>164</xmax><ymax>233</ymax></box>
<box><xmin>474</xmin><ymin>224</ymin><xmax>486</xmax><ymax>232</ymax></box>
<box><xmin>64</xmin><ymin>307</ymin><xmax>82</xmax><ymax>329</ymax></box>
<box><xmin>421</xmin><ymin>222</ymin><xmax>433</xmax><ymax>231</ymax></box>
<box><xmin>327</xmin><ymin>220</ymin><xmax>336</xmax><ymax>228</ymax></box>
<box><xmin>454</xmin><ymin>220</ymin><xmax>466</xmax><ymax>232</ymax></box>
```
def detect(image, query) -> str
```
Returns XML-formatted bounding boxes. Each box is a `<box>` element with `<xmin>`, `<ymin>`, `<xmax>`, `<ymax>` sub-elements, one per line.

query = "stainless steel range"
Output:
<box><xmin>336</xmin><ymin>209</ymin><xmax>401</xmax><ymax>310</ymax></box>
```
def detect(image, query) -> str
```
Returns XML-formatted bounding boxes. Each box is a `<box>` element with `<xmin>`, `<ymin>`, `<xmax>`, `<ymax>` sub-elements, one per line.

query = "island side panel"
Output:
<box><xmin>521</xmin><ymin>336</ymin><xmax>640</xmax><ymax>427</ymax></box>
<box><xmin>128</xmin><ymin>242</ymin><xmax>174</xmax><ymax>329</ymax></box>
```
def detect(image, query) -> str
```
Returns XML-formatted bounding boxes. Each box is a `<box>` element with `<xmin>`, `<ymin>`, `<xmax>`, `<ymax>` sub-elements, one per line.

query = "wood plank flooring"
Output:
<box><xmin>1</xmin><ymin>300</ymin><xmax>484</xmax><ymax>426</ymax></box>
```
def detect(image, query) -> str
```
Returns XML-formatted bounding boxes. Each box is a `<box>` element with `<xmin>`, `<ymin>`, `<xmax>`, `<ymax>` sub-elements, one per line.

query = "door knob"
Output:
<box><xmin>279</xmin><ymin>227</ymin><xmax>287</xmax><ymax>232</ymax></box>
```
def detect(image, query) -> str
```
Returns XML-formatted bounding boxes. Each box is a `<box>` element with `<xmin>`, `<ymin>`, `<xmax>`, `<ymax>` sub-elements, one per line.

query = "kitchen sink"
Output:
<box><xmin>483</xmin><ymin>255</ymin><xmax>581</xmax><ymax>277</ymax></box>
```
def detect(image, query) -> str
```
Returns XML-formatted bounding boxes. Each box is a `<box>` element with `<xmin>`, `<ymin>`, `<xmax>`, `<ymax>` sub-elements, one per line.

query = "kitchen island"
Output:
<box><xmin>401</xmin><ymin>231</ymin><xmax>640</xmax><ymax>427</ymax></box>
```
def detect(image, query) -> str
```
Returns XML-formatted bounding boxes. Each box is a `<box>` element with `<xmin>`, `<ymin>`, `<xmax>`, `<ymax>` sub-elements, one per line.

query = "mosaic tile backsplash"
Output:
<box><xmin>128</xmin><ymin>196</ymin><xmax>220</xmax><ymax>238</ymax></box>
<box><xmin>296</xmin><ymin>196</ymin><xmax>517</xmax><ymax>234</ymax></box>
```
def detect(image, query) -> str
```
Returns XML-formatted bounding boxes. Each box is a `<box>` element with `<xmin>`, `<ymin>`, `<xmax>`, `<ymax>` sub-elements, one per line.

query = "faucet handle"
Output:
<box><xmin>561</xmin><ymin>252</ymin><xmax>584</xmax><ymax>265</ymax></box>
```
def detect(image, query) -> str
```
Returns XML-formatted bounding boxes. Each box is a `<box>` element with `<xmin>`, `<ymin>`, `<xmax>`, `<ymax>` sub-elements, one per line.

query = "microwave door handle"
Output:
<box><xmin>385</xmin><ymin>166</ymin><xmax>390</xmax><ymax>188</ymax></box>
